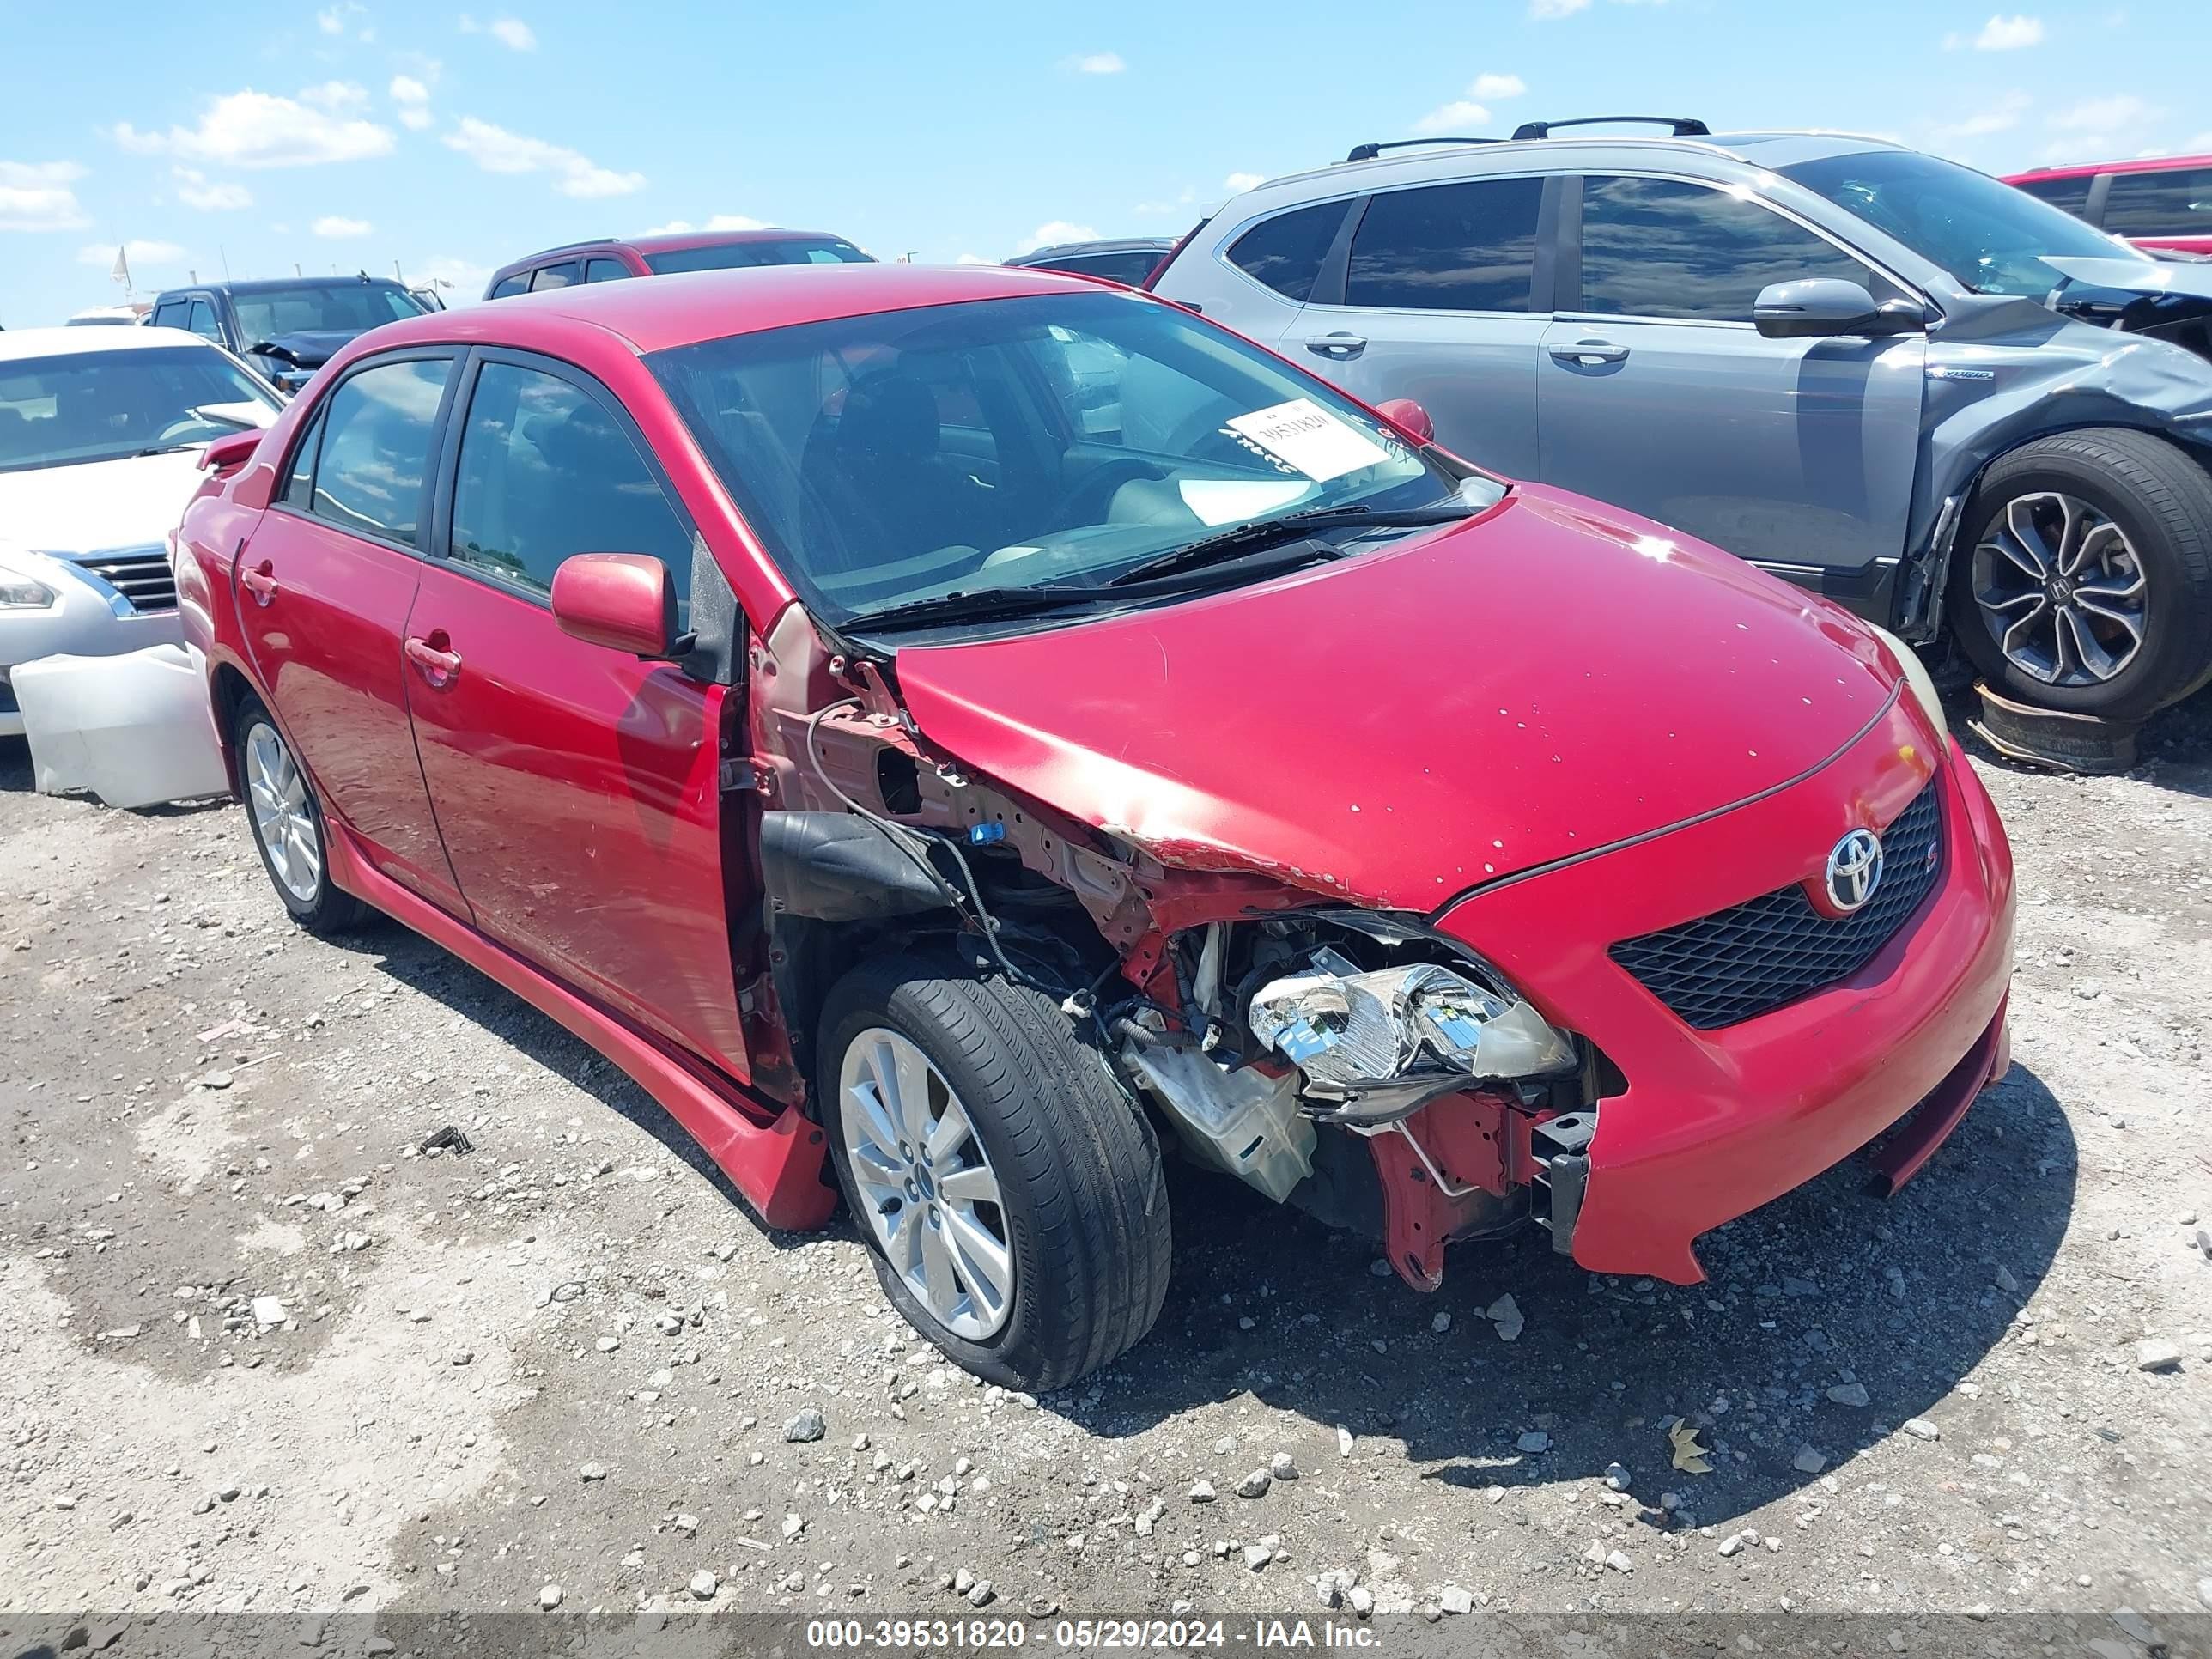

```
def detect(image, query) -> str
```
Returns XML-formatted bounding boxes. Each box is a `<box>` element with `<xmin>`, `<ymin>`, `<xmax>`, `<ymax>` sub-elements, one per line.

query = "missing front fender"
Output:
<box><xmin>758</xmin><ymin>811</ymin><xmax>953</xmax><ymax>924</ymax></box>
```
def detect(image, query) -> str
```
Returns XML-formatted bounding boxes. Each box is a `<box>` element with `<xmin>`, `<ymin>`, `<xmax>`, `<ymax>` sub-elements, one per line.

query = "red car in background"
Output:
<box><xmin>174</xmin><ymin>265</ymin><xmax>2014</xmax><ymax>1389</ymax></box>
<box><xmin>483</xmin><ymin>225</ymin><xmax>872</xmax><ymax>300</ymax></box>
<box><xmin>2006</xmin><ymin>154</ymin><xmax>2212</xmax><ymax>256</ymax></box>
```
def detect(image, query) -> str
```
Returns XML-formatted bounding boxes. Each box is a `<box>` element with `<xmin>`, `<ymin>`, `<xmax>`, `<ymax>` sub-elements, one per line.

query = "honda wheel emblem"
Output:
<box><xmin>1824</xmin><ymin>828</ymin><xmax>1885</xmax><ymax>914</ymax></box>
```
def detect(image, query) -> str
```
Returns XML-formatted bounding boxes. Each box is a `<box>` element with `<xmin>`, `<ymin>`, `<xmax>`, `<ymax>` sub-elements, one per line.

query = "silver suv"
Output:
<box><xmin>1150</xmin><ymin>121</ymin><xmax>2212</xmax><ymax>722</ymax></box>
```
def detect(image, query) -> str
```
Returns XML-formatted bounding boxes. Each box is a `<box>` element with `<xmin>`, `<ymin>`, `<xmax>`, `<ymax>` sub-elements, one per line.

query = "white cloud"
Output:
<box><xmin>173</xmin><ymin>166</ymin><xmax>253</xmax><ymax>210</ymax></box>
<box><xmin>1016</xmin><ymin>220</ymin><xmax>1098</xmax><ymax>255</ymax></box>
<box><xmin>1529</xmin><ymin>0</ymin><xmax>1591</xmax><ymax>17</ymax></box>
<box><xmin>460</xmin><ymin>14</ymin><xmax>536</xmax><ymax>49</ymax></box>
<box><xmin>1469</xmin><ymin>72</ymin><xmax>1526</xmax><ymax>99</ymax></box>
<box><xmin>638</xmin><ymin>213</ymin><xmax>769</xmax><ymax>235</ymax></box>
<box><xmin>0</xmin><ymin>159</ymin><xmax>90</xmax><ymax>231</ymax></box>
<box><xmin>317</xmin><ymin>6</ymin><xmax>345</xmax><ymax>32</ymax></box>
<box><xmin>953</xmin><ymin>252</ymin><xmax>991</xmax><ymax>265</ymax></box>
<box><xmin>1067</xmin><ymin>51</ymin><xmax>1124</xmax><ymax>74</ymax></box>
<box><xmin>113</xmin><ymin>88</ymin><xmax>394</xmax><ymax>168</ymax></box>
<box><xmin>390</xmin><ymin>74</ymin><xmax>433</xmax><ymax>129</ymax></box>
<box><xmin>2050</xmin><ymin>93</ymin><xmax>2154</xmax><ymax>131</ymax></box>
<box><xmin>314</xmin><ymin>214</ymin><xmax>372</xmax><ymax>237</ymax></box>
<box><xmin>79</xmin><ymin>239</ymin><xmax>186</xmax><ymax>267</ymax></box>
<box><xmin>316</xmin><ymin>3</ymin><xmax>369</xmax><ymax>36</ymax></box>
<box><xmin>1931</xmin><ymin>89</ymin><xmax>2031</xmax><ymax>143</ymax></box>
<box><xmin>1974</xmin><ymin>12</ymin><xmax>2044</xmax><ymax>46</ymax></box>
<box><xmin>1414</xmin><ymin>100</ymin><xmax>1492</xmax><ymax>134</ymax></box>
<box><xmin>1224</xmin><ymin>172</ymin><xmax>1264</xmax><ymax>192</ymax></box>
<box><xmin>442</xmin><ymin>116</ymin><xmax>642</xmax><ymax>198</ymax></box>
<box><xmin>299</xmin><ymin>80</ymin><xmax>371</xmax><ymax>112</ymax></box>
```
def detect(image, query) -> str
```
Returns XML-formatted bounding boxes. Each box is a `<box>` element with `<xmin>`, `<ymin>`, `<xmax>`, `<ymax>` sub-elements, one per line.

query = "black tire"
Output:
<box><xmin>817</xmin><ymin>952</ymin><xmax>1171</xmax><ymax>1391</ymax></box>
<box><xmin>233</xmin><ymin>695</ymin><xmax>370</xmax><ymax>938</ymax></box>
<box><xmin>1947</xmin><ymin>427</ymin><xmax>2212</xmax><ymax>720</ymax></box>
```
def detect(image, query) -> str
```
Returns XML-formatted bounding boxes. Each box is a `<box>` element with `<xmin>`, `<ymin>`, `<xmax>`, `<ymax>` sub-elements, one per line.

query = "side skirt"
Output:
<box><xmin>323</xmin><ymin>819</ymin><xmax>836</xmax><ymax>1231</ymax></box>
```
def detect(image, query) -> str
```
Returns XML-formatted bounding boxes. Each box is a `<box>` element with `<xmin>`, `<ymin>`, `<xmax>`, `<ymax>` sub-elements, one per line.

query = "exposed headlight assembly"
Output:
<box><xmin>1248</xmin><ymin>945</ymin><xmax>1575</xmax><ymax>1126</ymax></box>
<box><xmin>1</xmin><ymin>575</ymin><xmax>58</xmax><ymax>610</ymax></box>
<box><xmin>1868</xmin><ymin>623</ymin><xmax>1949</xmax><ymax>748</ymax></box>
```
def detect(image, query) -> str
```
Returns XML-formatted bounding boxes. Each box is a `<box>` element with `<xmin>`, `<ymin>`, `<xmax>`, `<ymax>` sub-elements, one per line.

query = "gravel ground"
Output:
<box><xmin>3</xmin><ymin>696</ymin><xmax>2210</xmax><ymax>1643</ymax></box>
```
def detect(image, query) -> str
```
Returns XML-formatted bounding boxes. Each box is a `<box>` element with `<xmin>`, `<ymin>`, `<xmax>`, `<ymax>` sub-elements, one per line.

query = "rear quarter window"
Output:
<box><xmin>2103</xmin><ymin>167</ymin><xmax>2212</xmax><ymax>238</ymax></box>
<box><xmin>1227</xmin><ymin>202</ymin><xmax>1352</xmax><ymax>302</ymax></box>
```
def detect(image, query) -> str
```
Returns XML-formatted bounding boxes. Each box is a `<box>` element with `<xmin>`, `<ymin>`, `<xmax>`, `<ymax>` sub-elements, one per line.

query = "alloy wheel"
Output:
<box><xmin>837</xmin><ymin>1026</ymin><xmax>1015</xmax><ymax>1340</ymax></box>
<box><xmin>1971</xmin><ymin>490</ymin><xmax>2148</xmax><ymax>687</ymax></box>
<box><xmin>245</xmin><ymin>721</ymin><xmax>323</xmax><ymax>905</ymax></box>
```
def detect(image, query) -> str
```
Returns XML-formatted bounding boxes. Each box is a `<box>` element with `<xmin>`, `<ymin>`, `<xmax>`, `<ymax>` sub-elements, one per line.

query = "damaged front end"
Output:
<box><xmin>1109</xmin><ymin>914</ymin><xmax>1598</xmax><ymax>1292</ymax></box>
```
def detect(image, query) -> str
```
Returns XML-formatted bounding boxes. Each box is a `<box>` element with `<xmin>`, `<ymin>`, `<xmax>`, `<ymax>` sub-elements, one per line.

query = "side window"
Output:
<box><xmin>2103</xmin><ymin>167</ymin><xmax>2212</xmax><ymax>239</ymax></box>
<box><xmin>152</xmin><ymin>301</ymin><xmax>187</xmax><ymax>329</ymax></box>
<box><xmin>1345</xmin><ymin>178</ymin><xmax>1543</xmax><ymax>312</ymax></box>
<box><xmin>2014</xmin><ymin>175</ymin><xmax>2094</xmax><ymax>217</ymax></box>
<box><xmin>1577</xmin><ymin>175</ymin><xmax>1874</xmax><ymax>323</ymax></box>
<box><xmin>489</xmin><ymin>274</ymin><xmax>529</xmax><ymax>300</ymax></box>
<box><xmin>530</xmin><ymin>262</ymin><xmax>580</xmax><ymax>292</ymax></box>
<box><xmin>448</xmin><ymin>362</ymin><xmax>693</xmax><ymax>615</ymax></box>
<box><xmin>308</xmin><ymin>357</ymin><xmax>453</xmax><ymax>546</ymax></box>
<box><xmin>281</xmin><ymin>404</ymin><xmax>327</xmax><ymax>509</ymax></box>
<box><xmin>584</xmin><ymin>258</ymin><xmax>631</xmax><ymax>283</ymax></box>
<box><xmin>1227</xmin><ymin>202</ymin><xmax>1351</xmax><ymax>302</ymax></box>
<box><xmin>185</xmin><ymin>299</ymin><xmax>222</xmax><ymax>341</ymax></box>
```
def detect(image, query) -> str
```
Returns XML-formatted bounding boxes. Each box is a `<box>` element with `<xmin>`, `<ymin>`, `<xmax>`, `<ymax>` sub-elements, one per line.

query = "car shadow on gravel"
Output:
<box><xmin>1070</xmin><ymin>1061</ymin><xmax>2077</xmax><ymax>1531</ymax></box>
<box><xmin>344</xmin><ymin>921</ymin><xmax>832</xmax><ymax>1245</ymax></box>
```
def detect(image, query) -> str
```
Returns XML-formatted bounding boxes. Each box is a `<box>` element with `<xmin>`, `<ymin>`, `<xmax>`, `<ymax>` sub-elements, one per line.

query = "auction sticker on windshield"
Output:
<box><xmin>1224</xmin><ymin>398</ymin><xmax>1389</xmax><ymax>482</ymax></box>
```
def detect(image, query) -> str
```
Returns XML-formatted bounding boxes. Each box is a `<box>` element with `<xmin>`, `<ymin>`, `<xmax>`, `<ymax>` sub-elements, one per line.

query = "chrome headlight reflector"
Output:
<box><xmin>0</xmin><ymin>575</ymin><xmax>59</xmax><ymax>610</ymax></box>
<box><xmin>1248</xmin><ymin>946</ymin><xmax>1575</xmax><ymax>1125</ymax></box>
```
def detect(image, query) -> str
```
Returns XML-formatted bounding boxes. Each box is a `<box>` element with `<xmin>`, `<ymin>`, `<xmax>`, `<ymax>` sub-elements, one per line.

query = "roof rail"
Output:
<box><xmin>1343</xmin><ymin>136</ymin><xmax>1502</xmax><ymax>163</ymax></box>
<box><xmin>521</xmin><ymin>237</ymin><xmax>617</xmax><ymax>259</ymax></box>
<box><xmin>1510</xmin><ymin>115</ymin><xmax>1711</xmax><ymax>141</ymax></box>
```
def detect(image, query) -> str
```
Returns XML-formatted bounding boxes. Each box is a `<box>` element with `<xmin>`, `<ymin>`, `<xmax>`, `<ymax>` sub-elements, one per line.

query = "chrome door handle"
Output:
<box><xmin>1549</xmin><ymin>340</ymin><xmax>1630</xmax><ymax>366</ymax></box>
<box><xmin>240</xmin><ymin>562</ymin><xmax>278</xmax><ymax>605</ymax></box>
<box><xmin>1305</xmin><ymin>333</ymin><xmax>1367</xmax><ymax>359</ymax></box>
<box><xmin>404</xmin><ymin>635</ymin><xmax>463</xmax><ymax>686</ymax></box>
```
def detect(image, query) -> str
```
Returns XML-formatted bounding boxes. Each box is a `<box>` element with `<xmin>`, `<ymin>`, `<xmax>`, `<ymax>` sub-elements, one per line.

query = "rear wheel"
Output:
<box><xmin>1948</xmin><ymin>428</ymin><xmax>2212</xmax><ymax>720</ymax></box>
<box><xmin>235</xmin><ymin>696</ymin><xmax>368</xmax><ymax>936</ymax></box>
<box><xmin>818</xmin><ymin>953</ymin><xmax>1170</xmax><ymax>1391</ymax></box>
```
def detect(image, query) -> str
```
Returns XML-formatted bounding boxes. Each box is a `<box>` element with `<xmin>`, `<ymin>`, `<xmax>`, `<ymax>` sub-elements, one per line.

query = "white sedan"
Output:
<box><xmin>0</xmin><ymin>326</ymin><xmax>282</xmax><ymax>737</ymax></box>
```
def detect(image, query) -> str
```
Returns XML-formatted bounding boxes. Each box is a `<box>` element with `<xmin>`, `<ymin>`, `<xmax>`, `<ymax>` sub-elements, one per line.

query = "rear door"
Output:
<box><xmin>1300</xmin><ymin>174</ymin><xmax>1553</xmax><ymax>478</ymax></box>
<box><xmin>1537</xmin><ymin>173</ymin><xmax>1926</xmax><ymax>587</ymax></box>
<box><xmin>401</xmin><ymin>349</ymin><xmax>752</xmax><ymax>1079</ymax></box>
<box><xmin>236</xmin><ymin>351</ymin><xmax>465</xmax><ymax>911</ymax></box>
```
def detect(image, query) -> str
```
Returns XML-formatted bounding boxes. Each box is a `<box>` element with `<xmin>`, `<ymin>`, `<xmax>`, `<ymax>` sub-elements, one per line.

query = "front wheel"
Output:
<box><xmin>818</xmin><ymin>954</ymin><xmax>1171</xmax><ymax>1391</ymax></box>
<box><xmin>1948</xmin><ymin>428</ymin><xmax>2212</xmax><ymax>720</ymax></box>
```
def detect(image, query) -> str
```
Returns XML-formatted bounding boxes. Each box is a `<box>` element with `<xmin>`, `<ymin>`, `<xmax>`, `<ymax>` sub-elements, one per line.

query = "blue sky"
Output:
<box><xmin>3</xmin><ymin>0</ymin><xmax>2208</xmax><ymax>326</ymax></box>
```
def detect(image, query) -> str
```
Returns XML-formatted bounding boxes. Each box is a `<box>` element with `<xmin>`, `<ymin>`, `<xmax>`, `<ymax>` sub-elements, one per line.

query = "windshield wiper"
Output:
<box><xmin>1106</xmin><ymin>502</ymin><xmax>1474</xmax><ymax>587</ymax></box>
<box><xmin>841</xmin><ymin>582</ymin><xmax>1110</xmax><ymax>635</ymax></box>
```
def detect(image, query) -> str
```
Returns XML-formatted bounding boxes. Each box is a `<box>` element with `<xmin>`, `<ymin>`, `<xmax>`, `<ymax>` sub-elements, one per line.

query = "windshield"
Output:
<box><xmin>645</xmin><ymin>239</ymin><xmax>875</xmax><ymax>276</ymax></box>
<box><xmin>230</xmin><ymin>283</ymin><xmax>428</xmax><ymax>343</ymax></box>
<box><xmin>0</xmin><ymin>345</ymin><xmax>280</xmax><ymax>473</ymax></box>
<box><xmin>1781</xmin><ymin>149</ymin><xmax>2142</xmax><ymax>298</ymax></box>
<box><xmin>649</xmin><ymin>289</ymin><xmax>1471</xmax><ymax>630</ymax></box>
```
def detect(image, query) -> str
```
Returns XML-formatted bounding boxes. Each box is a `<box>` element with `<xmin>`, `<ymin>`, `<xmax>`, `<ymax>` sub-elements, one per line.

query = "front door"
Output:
<box><xmin>1537</xmin><ymin>173</ymin><xmax>1925</xmax><ymax>587</ymax></box>
<box><xmin>236</xmin><ymin>352</ymin><xmax>465</xmax><ymax>912</ymax></box>
<box><xmin>401</xmin><ymin>350</ymin><xmax>753</xmax><ymax>1081</ymax></box>
<box><xmin>1296</xmin><ymin>174</ymin><xmax>1552</xmax><ymax>479</ymax></box>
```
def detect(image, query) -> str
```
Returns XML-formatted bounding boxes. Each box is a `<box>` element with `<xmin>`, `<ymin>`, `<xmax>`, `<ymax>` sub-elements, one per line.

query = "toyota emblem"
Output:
<box><xmin>1824</xmin><ymin>828</ymin><xmax>1885</xmax><ymax>914</ymax></box>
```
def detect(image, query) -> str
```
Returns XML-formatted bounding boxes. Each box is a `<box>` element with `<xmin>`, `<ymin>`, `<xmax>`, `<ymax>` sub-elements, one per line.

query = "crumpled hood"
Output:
<box><xmin>894</xmin><ymin>487</ymin><xmax>1906</xmax><ymax>913</ymax></box>
<box><xmin>252</xmin><ymin>329</ymin><xmax>359</xmax><ymax>368</ymax></box>
<box><xmin>0</xmin><ymin>449</ymin><xmax>210</xmax><ymax>554</ymax></box>
<box><xmin>2045</xmin><ymin>255</ymin><xmax>2212</xmax><ymax>307</ymax></box>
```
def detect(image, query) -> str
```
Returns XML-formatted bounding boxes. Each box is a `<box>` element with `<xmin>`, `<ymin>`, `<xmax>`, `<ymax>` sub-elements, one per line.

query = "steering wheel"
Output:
<box><xmin>1046</xmin><ymin>458</ymin><xmax>1165</xmax><ymax>529</ymax></box>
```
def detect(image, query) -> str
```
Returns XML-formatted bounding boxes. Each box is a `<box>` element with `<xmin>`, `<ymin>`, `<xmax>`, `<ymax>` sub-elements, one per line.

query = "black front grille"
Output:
<box><xmin>76</xmin><ymin>550</ymin><xmax>177</xmax><ymax>614</ymax></box>
<box><xmin>1608</xmin><ymin>780</ymin><xmax>1946</xmax><ymax>1030</ymax></box>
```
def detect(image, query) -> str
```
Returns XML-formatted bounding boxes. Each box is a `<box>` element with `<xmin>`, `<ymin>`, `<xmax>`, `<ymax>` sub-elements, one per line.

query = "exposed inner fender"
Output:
<box><xmin>758</xmin><ymin>811</ymin><xmax>954</xmax><ymax>924</ymax></box>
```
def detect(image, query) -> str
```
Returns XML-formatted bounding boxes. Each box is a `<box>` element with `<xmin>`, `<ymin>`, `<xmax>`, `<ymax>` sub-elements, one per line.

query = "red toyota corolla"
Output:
<box><xmin>175</xmin><ymin>265</ymin><xmax>2014</xmax><ymax>1389</ymax></box>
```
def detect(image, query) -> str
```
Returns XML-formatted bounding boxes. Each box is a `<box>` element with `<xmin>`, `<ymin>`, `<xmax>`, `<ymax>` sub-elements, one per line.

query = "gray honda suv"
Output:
<box><xmin>1150</xmin><ymin>121</ymin><xmax>2212</xmax><ymax>721</ymax></box>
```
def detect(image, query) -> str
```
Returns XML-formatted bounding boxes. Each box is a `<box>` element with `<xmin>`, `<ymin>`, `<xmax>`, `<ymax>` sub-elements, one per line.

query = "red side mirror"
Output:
<box><xmin>1375</xmin><ymin>398</ymin><xmax>1435</xmax><ymax>445</ymax></box>
<box><xmin>550</xmin><ymin>553</ymin><xmax>678</xmax><ymax>658</ymax></box>
<box><xmin>200</xmin><ymin>431</ymin><xmax>263</xmax><ymax>474</ymax></box>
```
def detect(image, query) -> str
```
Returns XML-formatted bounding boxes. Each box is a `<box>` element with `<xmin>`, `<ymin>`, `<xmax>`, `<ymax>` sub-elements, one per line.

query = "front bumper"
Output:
<box><xmin>1434</xmin><ymin>702</ymin><xmax>2015</xmax><ymax>1284</ymax></box>
<box><xmin>1</xmin><ymin>579</ymin><xmax>184</xmax><ymax>738</ymax></box>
